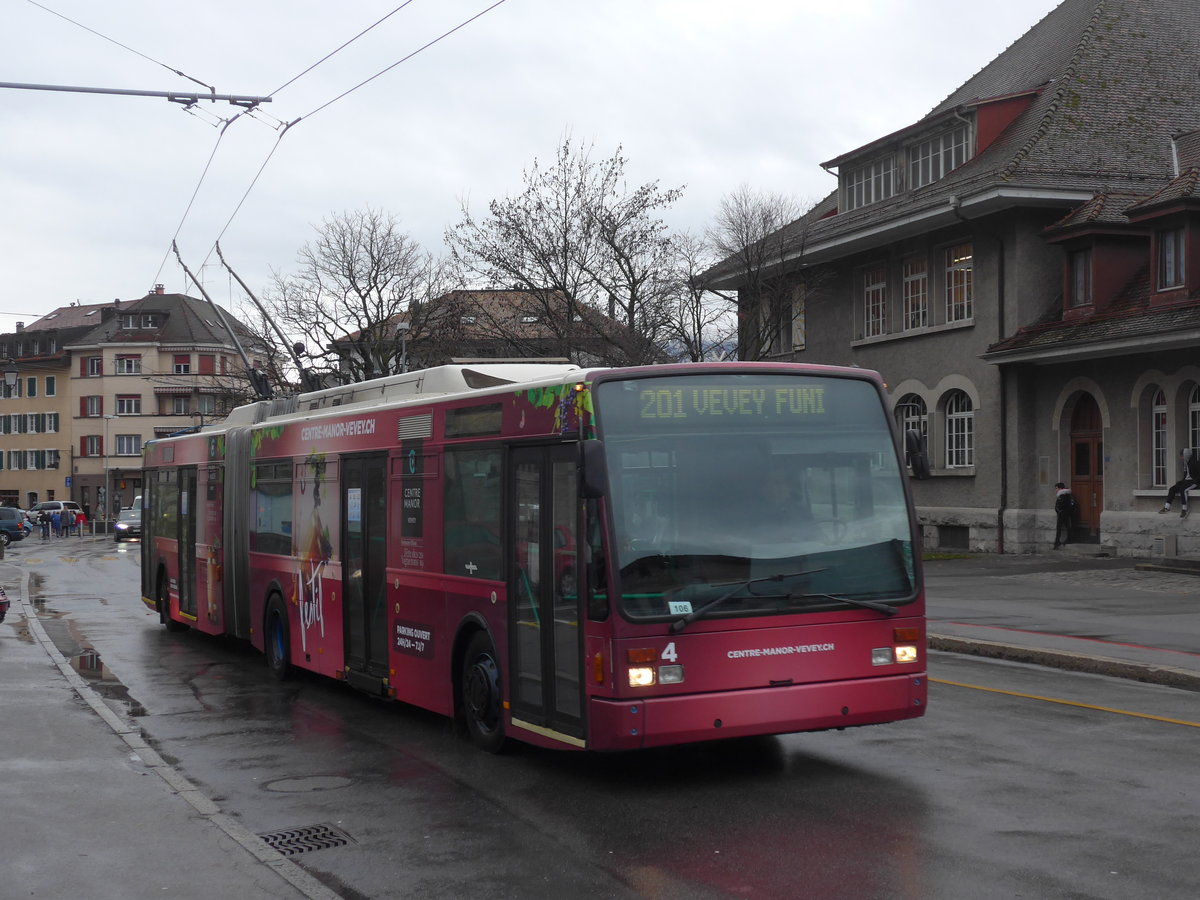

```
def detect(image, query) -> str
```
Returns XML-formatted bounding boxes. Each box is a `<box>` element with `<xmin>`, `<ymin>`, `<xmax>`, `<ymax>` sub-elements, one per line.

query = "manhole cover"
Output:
<box><xmin>258</xmin><ymin>823</ymin><xmax>354</xmax><ymax>856</ymax></box>
<box><xmin>263</xmin><ymin>775</ymin><xmax>354</xmax><ymax>793</ymax></box>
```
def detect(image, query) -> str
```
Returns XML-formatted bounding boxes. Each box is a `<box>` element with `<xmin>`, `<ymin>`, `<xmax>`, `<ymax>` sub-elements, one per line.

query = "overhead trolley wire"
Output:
<box><xmin>157</xmin><ymin>0</ymin><xmax>511</xmax><ymax>291</ymax></box>
<box><xmin>268</xmin><ymin>0</ymin><xmax>419</xmax><ymax>97</ymax></box>
<box><xmin>193</xmin><ymin>0</ymin><xmax>512</xmax><ymax>261</ymax></box>
<box><xmin>24</xmin><ymin>0</ymin><xmax>215</xmax><ymax>94</ymax></box>
<box><xmin>299</xmin><ymin>0</ymin><xmax>509</xmax><ymax>122</ymax></box>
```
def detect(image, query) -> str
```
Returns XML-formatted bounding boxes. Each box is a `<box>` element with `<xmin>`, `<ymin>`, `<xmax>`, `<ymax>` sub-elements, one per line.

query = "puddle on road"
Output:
<box><xmin>26</xmin><ymin>577</ymin><xmax>147</xmax><ymax>718</ymax></box>
<box><xmin>68</xmin><ymin>646</ymin><xmax>147</xmax><ymax>717</ymax></box>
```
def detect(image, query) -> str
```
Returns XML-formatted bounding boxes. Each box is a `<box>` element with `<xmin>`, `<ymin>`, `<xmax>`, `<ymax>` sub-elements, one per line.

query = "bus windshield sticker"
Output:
<box><xmin>668</xmin><ymin>600</ymin><xmax>692</xmax><ymax>615</ymax></box>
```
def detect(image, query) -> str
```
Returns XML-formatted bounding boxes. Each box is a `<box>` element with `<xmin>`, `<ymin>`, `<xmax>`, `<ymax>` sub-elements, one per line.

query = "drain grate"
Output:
<box><xmin>258</xmin><ymin>823</ymin><xmax>354</xmax><ymax>856</ymax></box>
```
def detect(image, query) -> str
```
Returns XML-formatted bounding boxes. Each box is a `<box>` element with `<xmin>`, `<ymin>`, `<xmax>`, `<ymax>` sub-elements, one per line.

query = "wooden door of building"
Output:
<box><xmin>1069</xmin><ymin>394</ymin><xmax>1103</xmax><ymax>541</ymax></box>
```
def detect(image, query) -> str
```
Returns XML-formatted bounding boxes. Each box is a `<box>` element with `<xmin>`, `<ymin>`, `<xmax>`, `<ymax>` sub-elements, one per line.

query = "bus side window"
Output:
<box><xmin>443</xmin><ymin>448</ymin><xmax>502</xmax><ymax>580</ymax></box>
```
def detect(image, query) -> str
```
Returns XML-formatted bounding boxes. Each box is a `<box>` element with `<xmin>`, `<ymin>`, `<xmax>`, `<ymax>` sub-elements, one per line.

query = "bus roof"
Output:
<box><xmin>215</xmin><ymin>363</ymin><xmax>582</xmax><ymax>428</ymax></box>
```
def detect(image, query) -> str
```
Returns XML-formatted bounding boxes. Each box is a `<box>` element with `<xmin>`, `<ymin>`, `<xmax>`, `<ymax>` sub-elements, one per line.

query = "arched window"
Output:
<box><xmin>1152</xmin><ymin>388</ymin><xmax>1167</xmax><ymax>486</ymax></box>
<box><xmin>895</xmin><ymin>393</ymin><xmax>928</xmax><ymax>439</ymax></box>
<box><xmin>1189</xmin><ymin>385</ymin><xmax>1200</xmax><ymax>451</ymax></box>
<box><xmin>945</xmin><ymin>390</ymin><xmax>974</xmax><ymax>468</ymax></box>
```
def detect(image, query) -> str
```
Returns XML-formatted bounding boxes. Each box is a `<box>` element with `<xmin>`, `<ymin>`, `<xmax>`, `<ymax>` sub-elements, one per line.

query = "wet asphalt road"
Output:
<box><xmin>5</xmin><ymin>538</ymin><xmax>1200</xmax><ymax>899</ymax></box>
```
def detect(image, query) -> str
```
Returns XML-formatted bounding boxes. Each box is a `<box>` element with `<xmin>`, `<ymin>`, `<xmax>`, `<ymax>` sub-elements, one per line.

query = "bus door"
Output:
<box><xmin>178</xmin><ymin>466</ymin><xmax>198</xmax><ymax>620</ymax></box>
<box><xmin>508</xmin><ymin>444</ymin><xmax>583</xmax><ymax>739</ymax></box>
<box><xmin>343</xmin><ymin>453</ymin><xmax>389</xmax><ymax>681</ymax></box>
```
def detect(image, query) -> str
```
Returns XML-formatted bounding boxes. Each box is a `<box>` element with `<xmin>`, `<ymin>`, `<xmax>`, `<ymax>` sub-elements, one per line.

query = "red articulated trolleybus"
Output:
<box><xmin>141</xmin><ymin>362</ymin><xmax>927</xmax><ymax>752</ymax></box>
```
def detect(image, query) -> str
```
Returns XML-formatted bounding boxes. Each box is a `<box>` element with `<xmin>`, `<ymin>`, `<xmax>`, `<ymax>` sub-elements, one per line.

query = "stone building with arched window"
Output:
<box><xmin>710</xmin><ymin>0</ymin><xmax>1200</xmax><ymax>556</ymax></box>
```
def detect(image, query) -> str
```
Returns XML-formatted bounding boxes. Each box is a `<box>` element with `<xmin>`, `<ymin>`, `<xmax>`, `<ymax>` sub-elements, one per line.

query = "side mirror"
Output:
<box><xmin>905</xmin><ymin>429</ymin><xmax>931</xmax><ymax>480</ymax></box>
<box><xmin>579</xmin><ymin>440</ymin><xmax>608</xmax><ymax>499</ymax></box>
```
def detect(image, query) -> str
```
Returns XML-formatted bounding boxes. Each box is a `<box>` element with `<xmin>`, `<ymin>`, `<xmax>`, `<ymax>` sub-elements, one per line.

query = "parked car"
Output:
<box><xmin>0</xmin><ymin>507</ymin><xmax>30</xmax><ymax>546</ymax></box>
<box><xmin>113</xmin><ymin>507</ymin><xmax>142</xmax><ymax>542</ymax></box>
<box><xmin>30</xmin><ymin>500</ymin><xmax>83</xmax><ymax>519</ymax></box>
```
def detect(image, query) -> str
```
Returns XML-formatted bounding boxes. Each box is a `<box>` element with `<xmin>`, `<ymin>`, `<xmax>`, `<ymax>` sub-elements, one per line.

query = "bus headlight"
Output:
<box><xmin>658</xmin><ymin>665</ymin><xmax>684</xmax><ymax>684</ymax></box>
<box><xmin>894</xmin><ymin>645</ymin><xmax>919</xmax><ymax>664</ymax></box>
<box><xmin>628</xmin><ymin>667</ymin><xmax>655</xmax><ymax>687</ymax></box>
<box><xmin>871</xmin><ymin>647</ymin><xmax>894</xmax><ymax>666</ymax></box>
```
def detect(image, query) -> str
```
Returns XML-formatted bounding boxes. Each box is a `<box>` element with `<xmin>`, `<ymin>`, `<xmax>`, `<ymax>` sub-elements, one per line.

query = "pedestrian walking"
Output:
<box><xmin>1053</xmin><ymin>482</ymin><xmax>1076</xmax><ymax>549</ymax></box>
<box><xmin>50</xmin><ymin>510</ymin><xmax>62</xmax><ymax>538</ymax></box>
<box><xmin>1159</xmin><ymin>447</ymin><xmax>1200</xmax><ymax>518</ymax></box>
<box><xmin>38</xmin><ymin>512</ymin><xmax>49</xmax><ymax>541</ymax></box>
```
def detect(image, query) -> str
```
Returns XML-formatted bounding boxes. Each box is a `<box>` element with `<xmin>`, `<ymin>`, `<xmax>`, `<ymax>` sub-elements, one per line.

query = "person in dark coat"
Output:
<box><xmin>1160</xmin><ymin>448</ymin><xmax>1200</xmax><ymax>519</ymax></box>
<box><xmin>1053</xmin><ymin>482</ymin><xmax>1076</xmax><ymax>549</ymax></box>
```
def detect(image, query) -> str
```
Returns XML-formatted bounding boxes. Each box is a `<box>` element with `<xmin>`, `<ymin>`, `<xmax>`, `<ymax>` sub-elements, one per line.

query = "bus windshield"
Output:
<box><xmin>593</xmin><ymin>372</ymin><xmax>917</xmax><ymax>622</ymax></box>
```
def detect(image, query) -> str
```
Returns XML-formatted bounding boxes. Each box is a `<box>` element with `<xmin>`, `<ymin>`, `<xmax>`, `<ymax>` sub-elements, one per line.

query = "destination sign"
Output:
<box><xmin>637</xmin><ymin>385</ymin><xmax>826</xmax><ymax>420</ymax></box>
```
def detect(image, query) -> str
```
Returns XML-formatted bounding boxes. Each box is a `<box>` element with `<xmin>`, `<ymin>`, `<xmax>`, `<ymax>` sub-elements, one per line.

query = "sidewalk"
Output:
<box><xmin>924</xmin><ymin>548</ymin><xmax>1200</xmax><ymax>692</ymax></box>
<box><xmin>0</xmin><ymin>560</ymin><xmax>338</xmax><ymax>900</ymax></box>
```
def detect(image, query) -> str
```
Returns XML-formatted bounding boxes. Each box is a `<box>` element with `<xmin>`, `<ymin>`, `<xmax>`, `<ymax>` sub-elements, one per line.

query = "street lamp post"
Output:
<box><xmin>395</xmin><ymin>321</ymin><xmax>410</xmax><ymax>374</ymax></box>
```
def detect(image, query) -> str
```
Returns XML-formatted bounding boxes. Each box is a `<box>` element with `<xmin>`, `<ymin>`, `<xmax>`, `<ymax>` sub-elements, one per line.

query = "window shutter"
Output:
<box><xmin>80</xmin><ymin>436</ymin><xmax>88</xmax><ymax>457</ymax></box>
<box><xmin>80</xmin><ymin>397</ymin><xmax>88</xmax><ymax>417</ymax></box>
<box><xmin>80</xmin><ymin>356</ymin><xmax>88</xmax><ymax>377</ymax></box>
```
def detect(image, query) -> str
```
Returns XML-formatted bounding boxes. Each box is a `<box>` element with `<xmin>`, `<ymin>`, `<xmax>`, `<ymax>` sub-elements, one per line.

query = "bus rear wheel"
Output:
<box><xmin>460</xmin><ymin>632</ymin><xmax>505</xmax><ymax>753</ymax></box>
<box><xmin>264</xmin><ymin>596</ymin><xmax>292</xmax><ymax>681</ymax></box>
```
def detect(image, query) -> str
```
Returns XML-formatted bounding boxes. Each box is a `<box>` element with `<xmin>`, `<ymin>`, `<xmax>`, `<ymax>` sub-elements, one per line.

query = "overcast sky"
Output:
<box><xmin>1</xmin><ymin>0</ymin><xmax>1064</xmax><ymax>332</ymax></box>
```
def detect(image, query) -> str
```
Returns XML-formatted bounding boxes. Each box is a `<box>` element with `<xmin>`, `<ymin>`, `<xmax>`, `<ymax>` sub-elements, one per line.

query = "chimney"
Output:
<box><xmin>15</xmin><ymin>322</ymin><xmax>23</xmax><ymax>332</ymax></box>
<box><xmin>154</xmin><ymin>283</ymin><xmax>165</xmax><ymax>295</ymax></box>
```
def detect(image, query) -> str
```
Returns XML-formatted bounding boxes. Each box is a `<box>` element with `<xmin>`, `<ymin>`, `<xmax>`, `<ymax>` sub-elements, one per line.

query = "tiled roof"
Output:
<box><xmin>1045</xmin><ymin>190</ymin><xmax>1147</xmax><ymax>230</ymax></box>
<box><xmin>68</xmin><ymin>292</ymin><xmax>252</xmax><ymax>348</ymax></box>
<box><xmin>1126</xmin><ymin>167</ymin><xmax>1200</xmax><ymax>214</ymax></box>
<box><xmin>985</xmin><ymin>297</ymin><xmax>1200</xmax><ymax>358</ymax></box>
<box><xmin>20</xmin><ymin>302</ymin><xmax>112</xmax><ymax>331</ymax></box>
<box><xmin>984</xmin><ymin>257</ymin><xmax>1200</xmax><ymax>358</ymax></box>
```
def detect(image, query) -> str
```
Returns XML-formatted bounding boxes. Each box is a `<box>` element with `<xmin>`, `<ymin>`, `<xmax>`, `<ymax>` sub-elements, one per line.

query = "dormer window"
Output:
<box><xmin>909</xmin><ymin>125</ymin><xmax>969</xmax><ymax>189</ymax></box>
<box><xmin>838</xmin><ymin>121</ymin><xmax>973</xmax><ymax>212</ymax></box>
<box><xmin>1070</xmin><ymin>249</ymin><xmax>1093</xmax><ymax>307</ymax></box>
<box><xmin>1157</xmin><ymin>228</ymin><xmax>1185</xmax><ymax>290</ymax></box>
<box><xmin>122</xmin><ymin>313</ymin><xmax>160</xmax><ymax>329</ymax></box>
<box><xmin>844</xmin><ymin>156</ymin><xmax>896</xmax><ymax>211</ymax></box>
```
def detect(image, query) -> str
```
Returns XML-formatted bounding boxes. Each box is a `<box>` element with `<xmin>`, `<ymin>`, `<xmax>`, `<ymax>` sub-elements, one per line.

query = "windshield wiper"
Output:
<box><xmin>789</xmin><ymin>592</ymin><xmax>898</xmax><ymax>617</ymax></box>
<box><xmin>668</xmin><ymin>568</ymin><xmax>827</xmax><ymax>633</ymax></box>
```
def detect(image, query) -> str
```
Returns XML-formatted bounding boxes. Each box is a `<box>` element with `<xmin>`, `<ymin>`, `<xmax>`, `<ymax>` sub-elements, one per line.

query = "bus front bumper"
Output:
<box><xmin>587</xmin><ymin>672</ymin><xmax>926</xmax><ymax>750</ymax></box>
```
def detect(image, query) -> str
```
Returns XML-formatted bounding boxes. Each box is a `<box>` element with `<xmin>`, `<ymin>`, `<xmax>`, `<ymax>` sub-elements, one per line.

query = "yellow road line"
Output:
<box><xmin>931</xmin><ymin>677</ymin><xmax>1200</xmax><ymax>728</ymax></box>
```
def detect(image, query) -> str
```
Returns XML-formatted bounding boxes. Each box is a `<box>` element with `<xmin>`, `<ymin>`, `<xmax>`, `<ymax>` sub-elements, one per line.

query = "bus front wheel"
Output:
<box><xmin>264</xmin><ymin>596</ymin><xmax>292</xmax><ymax>681</ymax></box>
<box><xmin>460</xmin><ymin>632</ymin><xmax>506</xmax><ymax>753</ymax></box>
<box><xmin>159</xmin><ymin>573</ymin><xmax>188</xmax><ymax>633</ymax></box>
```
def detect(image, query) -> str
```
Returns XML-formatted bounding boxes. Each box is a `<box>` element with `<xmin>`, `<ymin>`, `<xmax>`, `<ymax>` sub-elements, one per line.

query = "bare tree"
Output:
<box><xmin>658</xmin><ymin>232</ymin><xmax>738</xmax><ymax>362</ymax></box>
<box><xmin>446</xmin><ymin>138</ymin><xmax>684</xmax><ymax>366</ymax></box>
<box><xmin>264</xmin><ymin>208</ymin><xmax>455</xmax><ymax>383</ymax></box>
<box><xmin>706</xmin><ymin>185</ymin><xmax>815</xmax><ymax>360</ymax></box>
